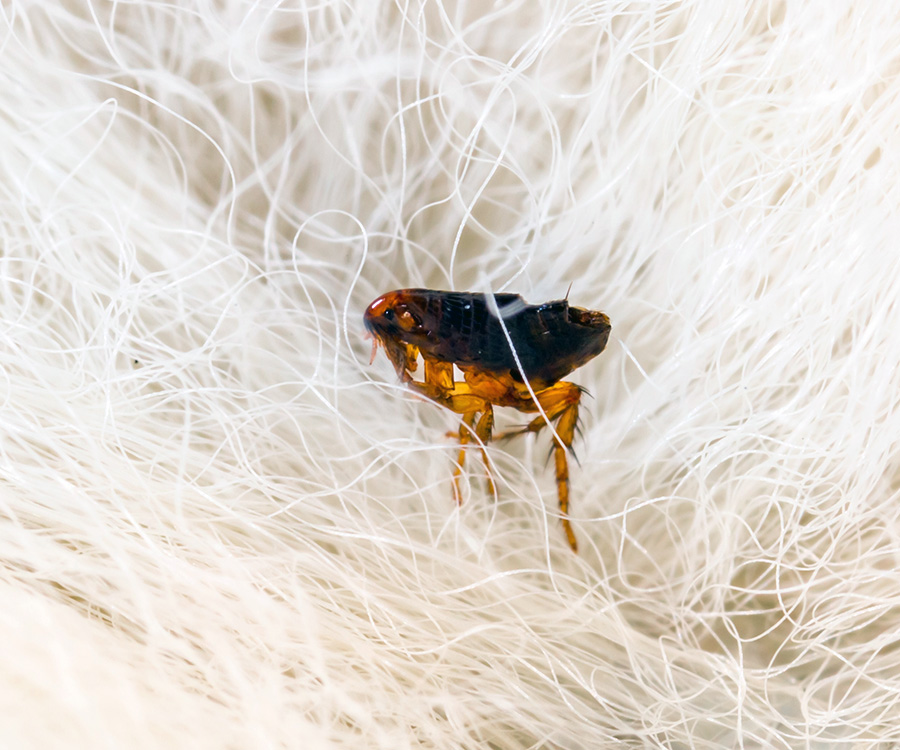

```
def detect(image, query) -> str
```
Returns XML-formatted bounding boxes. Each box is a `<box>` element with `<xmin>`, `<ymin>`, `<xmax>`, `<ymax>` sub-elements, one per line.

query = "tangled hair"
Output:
<box><xmin>2</xmin><ymin>1</ymin><xmax>899</xmax><ymax>747</ymax></box>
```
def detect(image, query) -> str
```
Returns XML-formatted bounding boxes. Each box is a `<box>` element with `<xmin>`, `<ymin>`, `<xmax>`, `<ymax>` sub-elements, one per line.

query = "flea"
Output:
<box><xmin>365</xmin><ymin>289</ymin><xmax>611</xmax><ymax>552</ymax></box>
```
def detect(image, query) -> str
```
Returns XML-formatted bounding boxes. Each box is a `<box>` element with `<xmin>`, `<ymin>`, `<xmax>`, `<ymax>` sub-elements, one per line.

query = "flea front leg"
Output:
<box><xmin>410</xmin><ymin>363</ymin><xmax>496</xmax><ymax>505</ymax></box>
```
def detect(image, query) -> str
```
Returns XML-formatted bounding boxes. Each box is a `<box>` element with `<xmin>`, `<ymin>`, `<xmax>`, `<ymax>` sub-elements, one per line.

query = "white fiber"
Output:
<box><xmin>2</xmin><ymin>0</ymin><xmax>900</xmax><ymax>747</ymax></box>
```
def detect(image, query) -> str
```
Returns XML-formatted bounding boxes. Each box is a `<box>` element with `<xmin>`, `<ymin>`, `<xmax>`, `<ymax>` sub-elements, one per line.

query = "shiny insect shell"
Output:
<box><xmin>364</xmin><ymin>289</ymin><xmax>611</xmax><ymax>552</ymax></box>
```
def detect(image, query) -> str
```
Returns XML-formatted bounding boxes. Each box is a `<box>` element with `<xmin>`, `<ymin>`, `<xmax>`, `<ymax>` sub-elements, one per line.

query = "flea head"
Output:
<box><xmin>364</xmin><ymin>291</ymin><xmax>429</xmax><ymax>342</ymax></box>
<box><xmin>364</xmin><ymin>290</ymin><xmax>432</xmax><ymax>377</ymax></box>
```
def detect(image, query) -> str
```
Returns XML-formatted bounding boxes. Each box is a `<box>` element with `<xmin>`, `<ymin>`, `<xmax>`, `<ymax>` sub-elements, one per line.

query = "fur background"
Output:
<box><xmin>2</xmin><ymin>1</ymin><xmax>899</xmax><ymax>747</ymax></box>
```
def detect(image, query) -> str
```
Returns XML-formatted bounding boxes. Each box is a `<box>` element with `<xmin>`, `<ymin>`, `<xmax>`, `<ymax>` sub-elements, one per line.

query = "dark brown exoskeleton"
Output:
<box><xmin>364</xmin><ymin>289</ymin><xmax>611</xmax><ymax>552</ymax></box>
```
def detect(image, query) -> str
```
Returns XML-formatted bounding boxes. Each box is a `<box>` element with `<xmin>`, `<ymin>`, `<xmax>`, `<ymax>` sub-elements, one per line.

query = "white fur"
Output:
<box><xmin>2</xmin><ymin>0</ymin><xmax>898</xmax><ymax>746</ymax></box>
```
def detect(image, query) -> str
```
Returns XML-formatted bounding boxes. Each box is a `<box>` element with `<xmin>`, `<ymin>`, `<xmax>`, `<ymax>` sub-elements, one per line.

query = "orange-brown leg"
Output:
<box><xmin>450</xmin><ymin>401</ymin><xmax>496</xmax><ymax>503</ymax></box>
<box><xmin>516</xmin><ymin>382</ymin><xmax>583</xmax><ymax>552</ymax></box>
<box><xmin>550</xmin><ymin>388</ymin><xmax>581</xmax><ymax>553</ymax></box>
<box><xmin>448</xmin><ymin>404</ymin><xmax>496</xmax><ymax>503</ymax></box>
<box><xmin>424</xmin><ymin>359</ymin><xmax>454</xmax><ymax>392</ymax></box>
<box><xmin>408</xmin><ymin>359</ymin><xmax>454</xmax><ymax>401</ymax></box>
<box><xmin>452</xmin><ymin>411</ymin><xmax>477</xmax><ymax>505</ymax></box>
<box><xmin>409</xmin><ymin>365</ymin><xmax>496</xmax><ymax>505</ymax></box>
<box><xmin>474</xmin><ymin>406</ymin><xmax>495</xmax><ymax>496</ymax></box>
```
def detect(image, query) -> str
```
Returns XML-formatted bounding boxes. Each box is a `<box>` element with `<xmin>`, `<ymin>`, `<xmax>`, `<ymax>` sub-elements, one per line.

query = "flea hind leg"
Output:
<box><xmin>496</xmin><ymin>384</ymin><xmax>584</xmax><ymax>441</ymax></box>
<box><xmin>531</xmin><ymin>382</ymin><xmax>583</xmax><ymax>553</ymax></box>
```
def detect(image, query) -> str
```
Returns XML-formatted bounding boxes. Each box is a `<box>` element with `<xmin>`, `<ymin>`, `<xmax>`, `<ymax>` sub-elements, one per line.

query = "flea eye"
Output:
<box><xmin>398</xmin><ymin>310</ymin><xmax>420</xmax><ymax>330</ymax></box>
<box><xmin>383</xmin><ymin>308</ymin><xmax>395</xmax><ymax>320</ymax></box>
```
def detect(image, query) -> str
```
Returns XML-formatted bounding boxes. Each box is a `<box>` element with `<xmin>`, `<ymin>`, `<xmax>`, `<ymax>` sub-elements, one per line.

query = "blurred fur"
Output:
<box><xmin>2</xmin><ymin>1</ymin><xmax>899</xmax><ymax>747</ymax></box>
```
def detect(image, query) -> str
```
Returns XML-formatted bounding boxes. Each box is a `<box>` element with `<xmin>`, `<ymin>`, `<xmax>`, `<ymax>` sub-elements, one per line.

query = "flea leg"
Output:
<box><xmin>530</xmin><ymin>382</ymin><xmax>583</xmax><ymax>553</ymax></box>
<box><xmin>474</xmin><ymin>405</ymin><xmax>495</xmax><ymax>496</ymax></box>
<box><xmin>445</xmin><ymin>394</ymin><xmax>494</xmax><ymax>504</ymax></box>
<box><xmin>496</xmin><ymin>385</ymin><xmax>584</xmax><ymax>440</ymax></box>
<box><xmin>450</xmin><ymin>400</ymin><xmax>495</xmax><ymax>501</ymax></box>
<box><xmin>424</xmin><ymin>359</ymin><xmax>454</xmax><ymax>392</ymax></box>
<box><xmin>408</xmin><ymin>359</ymin><xmax>454</xmax><ymax>401</ymax></box>
<box><xmin>411</xmin><ymin>364</ymin><xmax>496</xmax><ymax>505</ymax></box>
<box><xmin>452</xmin><ymin>412</ymin><xmax>477</xmax><ymax>505</ymax></box>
